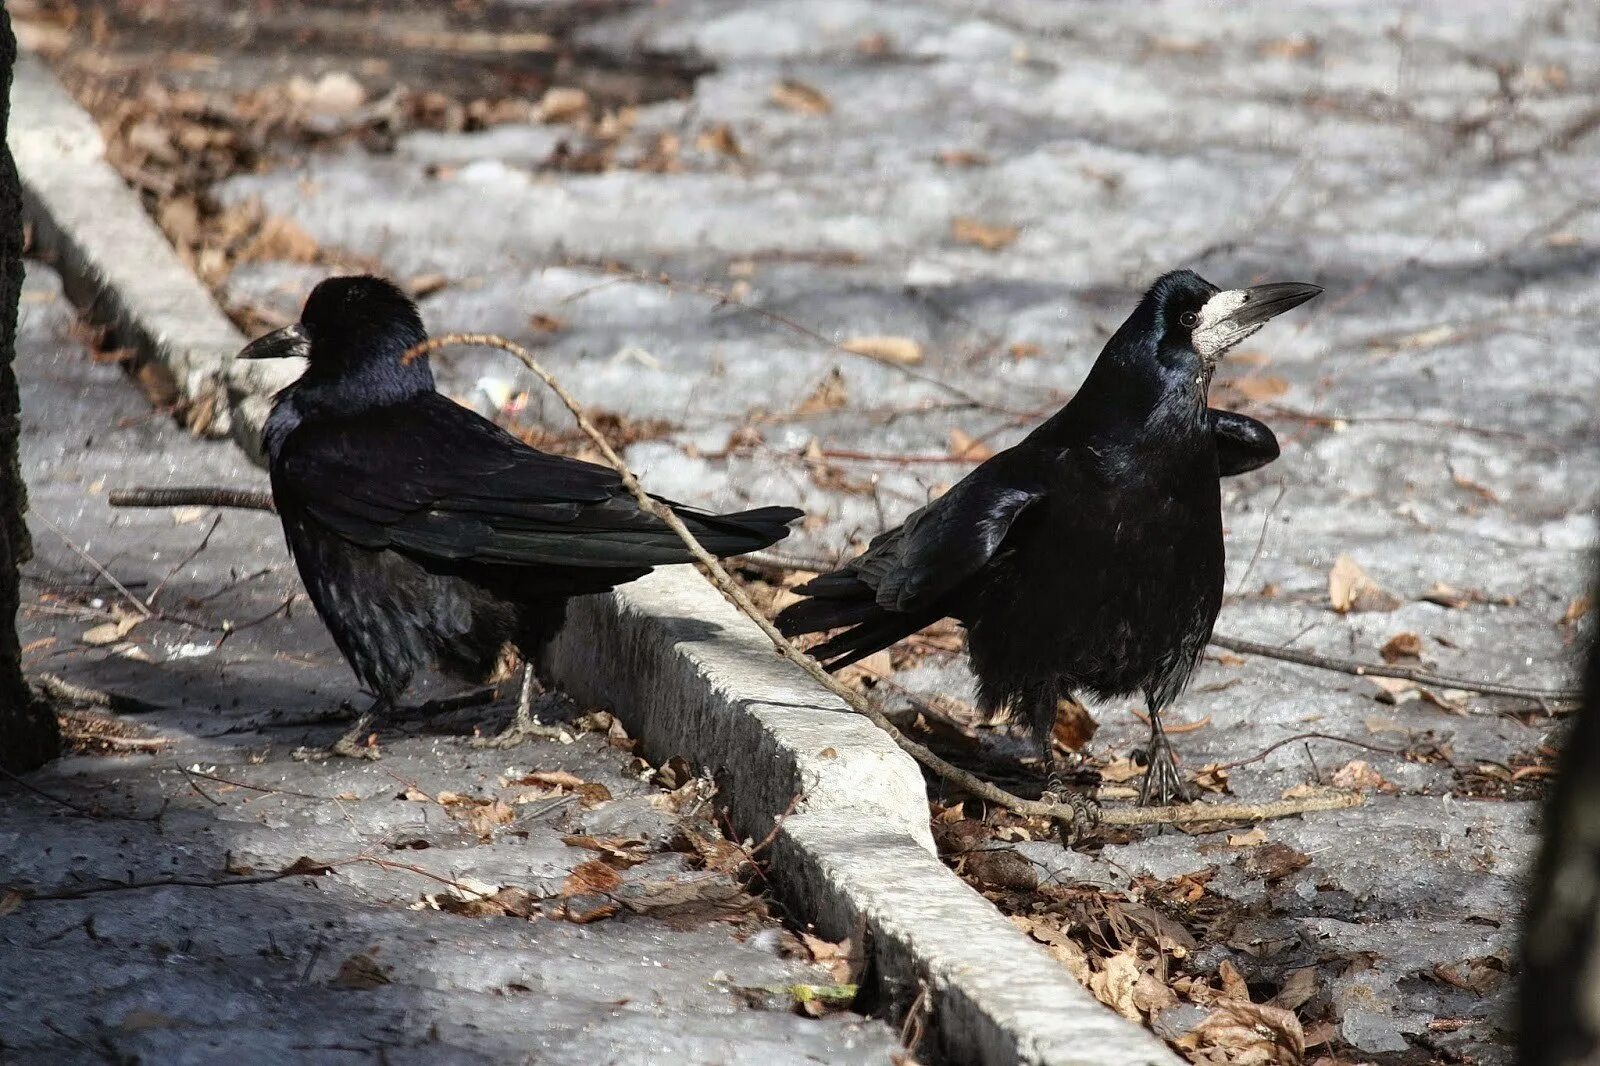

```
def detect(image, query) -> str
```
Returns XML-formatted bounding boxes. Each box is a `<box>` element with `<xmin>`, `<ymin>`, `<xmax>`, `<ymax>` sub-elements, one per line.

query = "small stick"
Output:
<box><xmin>31</xmin><ymin>511</ymin><xmax>152</xmax><ymax>619</ymax></box>
<box><xmin>110</xmin><ymin>487</ymin><xmax>275</xmax><ymax>512</ymax></box>
<box><xmin>1209</xmin><ymin>632</ymin><xmax>1580</xmax><ymax>702</ymax></box>
<box><xmin>402</xmin><ymin>332</ymin><xmax>1360</xmax><ymax>832</ymax></box>
<box><xmin>147</xmin><ymin>514</ymin><xmax>222</xmax><ymax>608</ymax></box>
<box><xmin>61</xmin><ymin>730</ymin><xmax>170</xmax><ymax>751</ymax></box>
<box><xmin>1101</xmin><ymin>792</ymin><xmax>1363</xmax><ymax>825</ymax></box>
<box><xmin>32</xmin><ymin>673</ymin><xmax>162</xmax><ymax>713</ymax></box>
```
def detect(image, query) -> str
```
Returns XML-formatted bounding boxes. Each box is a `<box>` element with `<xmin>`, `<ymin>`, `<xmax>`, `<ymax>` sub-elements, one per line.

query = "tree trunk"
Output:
<box><xmin>0</xmin><ymin>10</ymin><xmax>60</xmax><ymax>773</ymax></box>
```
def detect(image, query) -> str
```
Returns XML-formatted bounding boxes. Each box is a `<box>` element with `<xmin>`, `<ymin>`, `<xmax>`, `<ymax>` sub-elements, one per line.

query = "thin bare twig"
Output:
<box><xmin>404</xmin><ymin>332</ymin><xmax>1358</xmax><ymax>831</ymax></box>
<box><xmin>1209</xmin><ymin>633</ymin><xmax>1580</xmax><ymax>702</ymax></box>
<box><xmin>1214</xmin><ymin>731</ymin><xmax>1404</xmax><ymax>772</ymax></box>
<box><xmin>147</xmin><ymin>514</ymin><xmax>223</xmax><ymax>608</ymax></box>
<box><xmin>31</xmin><ymin>511</ymin><xmax>152</xmax><ymax>619</ymax></box>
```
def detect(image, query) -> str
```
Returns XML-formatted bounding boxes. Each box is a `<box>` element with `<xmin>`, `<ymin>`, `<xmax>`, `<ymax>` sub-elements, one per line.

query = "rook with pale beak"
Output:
<box><xmin>777</xmin><ymin>269</ymin><xmax>1320</xmax><ymax>814</ymax></box>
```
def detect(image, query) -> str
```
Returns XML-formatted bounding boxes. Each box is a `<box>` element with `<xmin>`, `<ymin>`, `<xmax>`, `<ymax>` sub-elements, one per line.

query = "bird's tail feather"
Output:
<box><xmin>672</xmin><ymin>504</ymin><xmax>803</xmax><ymax>557</ymax></box>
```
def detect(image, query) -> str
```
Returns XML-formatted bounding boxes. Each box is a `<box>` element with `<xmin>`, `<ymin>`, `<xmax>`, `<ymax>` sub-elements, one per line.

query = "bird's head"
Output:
<box><xmin>1136</xmin><ymin>269</ymin><xmax>1322</xmax><ymax>385</ymax></box>
<box><xmin>238</xmin><ymin>275</ymin><xmax>430</xmax><ymax>379</ymax></box>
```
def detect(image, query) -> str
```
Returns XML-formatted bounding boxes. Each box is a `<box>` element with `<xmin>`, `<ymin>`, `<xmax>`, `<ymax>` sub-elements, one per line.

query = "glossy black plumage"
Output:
<box><xmin>777</xmin><ymin>269</ymin><xmax>1317</xmax><ymax>803</ymax></box>
<box><xmin>248</xmin><ymin>275</ymin><xmax>801</xmax><ymax>753</ymax></box>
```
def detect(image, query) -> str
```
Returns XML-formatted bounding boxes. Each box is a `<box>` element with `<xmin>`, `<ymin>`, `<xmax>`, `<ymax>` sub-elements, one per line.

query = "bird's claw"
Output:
<box><xmin>1042</xmin><ymin>770</ymin><xmax>1101</xmax><ymax>846</ymax></box>
<box><xmin>1138</xmin><ymin>738</ymin><xmax>1193</xmax><ymax>807</ymax></box>
<box><xmin>469</xmin><ymin>717</ymin><xmax>568</xmax><ymax>750</ymax></box>
<box><xmin>292</xmin><ymin>739</ymin><xmax>381</xmax><ymax>762</ymax></box>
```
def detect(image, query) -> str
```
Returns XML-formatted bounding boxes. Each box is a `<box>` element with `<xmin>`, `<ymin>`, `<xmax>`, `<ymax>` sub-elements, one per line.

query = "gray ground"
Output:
<box><xmin>14</xmin><ymin>0</ymin><xmax>1600</xmax><ymax>1060</ymax></box>
<box><xmin>209</xmin><ymin>1</ymin><xmax>1599</xmax><ymax>1058</ymax></box>
<box><xmin>3</xmin><ymin>262</ymin><xmax>896</xmax><ymax>1065</ymax></box>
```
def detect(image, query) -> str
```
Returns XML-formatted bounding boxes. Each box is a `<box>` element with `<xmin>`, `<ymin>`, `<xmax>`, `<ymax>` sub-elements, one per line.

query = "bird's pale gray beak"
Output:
<box><xmin>1192</xmin><ymin>282</ymin><xmax>1321</xmax><ymax>358</ymax></box>
<box><xmin>238</xmin><ymin>323</ymin><xmax>310</xmax><ymax>361</ymax></box>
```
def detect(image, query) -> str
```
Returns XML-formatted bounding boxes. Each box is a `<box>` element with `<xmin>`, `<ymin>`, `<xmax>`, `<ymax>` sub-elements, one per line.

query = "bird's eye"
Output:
<box><xmin>1179</xmin><ymin>311</ymin><xmax>1199</xmax><ymax>327</ymax></box>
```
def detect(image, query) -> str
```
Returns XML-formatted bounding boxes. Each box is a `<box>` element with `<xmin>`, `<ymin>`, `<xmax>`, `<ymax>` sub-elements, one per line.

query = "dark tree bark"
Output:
<box><xmin>1522</xmin><ymin>554</ymin><xmax>1600</xmax><ymax>1061</ymax></box>
<box><xmin>0</xmin><ymin>10</ymin><xmax>60</xmax><ymax>772</ymax></box>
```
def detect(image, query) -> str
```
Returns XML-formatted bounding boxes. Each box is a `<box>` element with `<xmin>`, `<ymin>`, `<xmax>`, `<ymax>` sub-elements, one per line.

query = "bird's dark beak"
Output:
<box><xmin>1192</xmin><ymin>282</ymin><xmax>1321</xmax><ymax>358</ymax></box>
<box><xmin>237</xmin><ymin>323</ymin><xmax>310</xmax><ymax>361</ymax></box>
<box><xmin>1223</xmin><ymin>282</ymin><xmax>1323</xmax><ymax>328</ymax></box>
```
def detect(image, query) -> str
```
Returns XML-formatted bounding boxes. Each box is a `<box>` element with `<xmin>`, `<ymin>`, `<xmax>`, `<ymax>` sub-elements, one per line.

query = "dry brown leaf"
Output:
<box><xmin>460</xmin><ymin>799</ymin><xmax>516</xmax><ymax>840</ymax></box>
<box><xmin>840</xmin><ymin>648</ymin><xmax>893</xmax><ymax>683</ymax></box>
<box><xmin>800</xmin><ymin>933</ymin><xmax>855</xmax><ymax>983</ymax></box>
<box><xmin>1229</xmin><ymin>376</ymin><xmax>1290</xmax><ymax>403</ymax></box>
<box><xmin>947</xmin><ymin>428</ymin><xmax>995</xmax><ymax>462</ymax></box>
<box><xmin>407</xmin><ymin>273</ymin><xmax>449</xmax><ymax>297</ymax></box>
<box><xmin>1451</xmin><ymin>471</ymin><xmax>1500</xmax><ymax>504</ymax></box>
<box><xmin>561</xmin><ymin>835</ymin><xmax>651</xmax><ymax>868</ymax></box>
<box><xmin>81</xmin><ymin>615</ymin><xmax>141</xmax><ymax>646</ymax></box>
<box><xmin>962</xmin><ymin>849</ymin><xmax>1039</xmax><ymax>891</ymax></box>
<box><xmin>1380</xmin><ymin>631</ymin><xmax>1422</xmax><ymax>662</ymax></box>
<box><xmin>519</xmin><ymin>769</ymin><xmax>586</xmax><ymax>790</ymax></box>
<box><xmin>770</xmin><ymin>79</ymin><xmax>833</xmax><ymax>115</ymax></box>
<box><xmin>1331</xmin><ymin>759</ymin><xmax>1390</xmax><ymax>791</ymax></box>
<box><xmin>537</xmin><ymin>87</ymin><xmax>590</xmax><ymax>123</ymax></box>
<box><xmin>1271</xmin><ymin>966</ymin><xmax>1320</xmax><ymax>1012</ymax></box>
<box><xmin>1240</xmin><ymin>842</ymin><xmax>1311</xmax><ymax>882</ymax></box>
<box><xmin>1181</xmin><ymin>1002</ymin><xmax>1306</xmax><ymax>1064</ymax></box>
<box><xmin>562</xmin><ymin>859</ymin><xmax>622</xmax><ymax>897</ymax></box>
<box><xmin>1087</xmin><ymin>950</ymin><xmax>1144</xmax><ymax>1020</ymax></box>
<box><xmin>1098</xmin><ymin>756</ymin><xmax>1145</xmax><ymax>783</ymax></box>
<box><xmin>1367</xmin><ymin>675</ymin><xmax>1419</xmax><ymax>705</ymax></box>
<box><xmin>1190</xmin><ymin>763</ymin><xmax>1232</xmax><ymax>795</ymax></box>
<box><xmin>839</xmin><ymin>335</ymin><xmax>923</xmax><ymax>365</ymax></box>
<box><xmin>1051</xmin><ymin>698</ymin><xmax>1098</xmax><ymax>752</ymax></box>
<box><xmin>1218</xmin><ymin>959</ymin><xmax>1252</xmax><ymax>1002</ymax></box>
<box><xmin>1563</xmin><ymin>594</ymin><xmax>1593</xmax><ymax>626</ymax></box>
<box><xmin>1433</xmin><ymin>955</ymin><xmax>1507</xmax><ymax>995</ymax></box>
<box><xmin>1258</xmin><ymin>36</ymin><xmax>1319</xmax><ymax>60</ymax></box>
<box><xmin>1008</xmin><ymin>341</ymin><xmax>1043</xmax><ymax>360</ymax></box>
<box><xmin>332</xmin><ymin>951</ymin><xmax>391</xmax><ymax>989</ymax></box>
<box><xmin>951</xmin><ymin>217</ymin><xmax>1019</xmax><ymax>251</ymax></box>
<box><xmin>795</xmin><ymin>367</ymin><xmax>850</xmax><ymax>415</ymax></box>
<box><xmin>1327</xmin><ymin>554</ymin><xmax>1400</xmax><ymax>613</ymax></box>
<box><xmin>936</xmin><ymin>148</ymin><xmax>991</xmax><ymax>167</ymax></box>
<box><xmin>244</xmin><ymin>216</ymin><xmax>321</xmax><ymax>263</ymax></box>
<box><xmin>1227</xmin><ymin>826</ymin><xmax>1268</xmax><ymax>847</ymax></box>
<box><xmin>695</xmin><ymin>122</ymin><xmax>742</xmax><ymax>158</ymax></box>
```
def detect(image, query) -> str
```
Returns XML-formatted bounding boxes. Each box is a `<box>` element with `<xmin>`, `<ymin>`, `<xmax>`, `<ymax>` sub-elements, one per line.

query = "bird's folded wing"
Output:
<box><xmin>861</xmin><ymin>469</ymin><xmax>1041</xmax><ymax>614</ymax></box>
<box><xmin>1210</xmin><ymin>407</ymin><xmax>1280</xmax><ymax>477</ymax></box>
<box><xmin>274</xmin><ymin>393</ymin><xmax>714</xmax><ymax>568</ymax></box>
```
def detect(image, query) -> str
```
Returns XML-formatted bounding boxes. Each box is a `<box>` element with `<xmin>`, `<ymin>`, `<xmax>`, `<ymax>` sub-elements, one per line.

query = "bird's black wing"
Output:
<box><xmin>1211</xmin><ymin>408</ymin><xmax>1279</xmax><ymax>477</ymax></box>
<box><xmin>272</xmin><ymin>392</ymin><xmax>795</xmax><ymax>568</ymax></box>
<box><xmin>811</xmin><ymin>454</ymin><xmax>1043</xmax><ymax>616</ymax></box>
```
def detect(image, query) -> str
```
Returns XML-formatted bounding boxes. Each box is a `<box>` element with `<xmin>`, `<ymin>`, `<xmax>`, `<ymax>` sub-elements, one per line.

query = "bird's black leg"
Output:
<box><xmin>293</xmin><ymin>694</ymin><xmax>390</xmax><ymax>761</ymax></box>
<box><xmin>1138</xmin><ymin>704</ymin><xmax>1194</xmax><ymax>806</ymax></box>
<box><xmin>1031</xmin><ymin>687</ymin><xmax>1100</xmax><ymax>843</ymax></box>
<box><xmin>470</xmin><ymin>664</ymin><xmax>567</xmax><ymax>749</ymax></box>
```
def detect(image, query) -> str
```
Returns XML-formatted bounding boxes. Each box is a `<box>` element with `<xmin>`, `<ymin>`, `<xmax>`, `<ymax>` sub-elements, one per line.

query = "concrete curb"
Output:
<box><xmin>12</xmin><ymin>52</ymin><xmax>297</xmax><ymax>457</ymax></box>
<box><xmin>12</xmin><ymin>52</ymin><xmax>1180</xmax><ymax>1066</ymax></box>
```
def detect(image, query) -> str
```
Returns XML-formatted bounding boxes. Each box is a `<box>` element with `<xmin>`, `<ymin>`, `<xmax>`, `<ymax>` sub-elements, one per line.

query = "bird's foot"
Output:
<box><xmin>1137</xmin><ymin>738</ymin><xmax>1194</xmax><ymax>807</ymax></box>
<box><xmin>469</xmin><ymin>693</ymin><xmax>571</xmax><ymax>750</ymax></box>
<box><xmin>1042</xmin><ymin>769</ymin><xmax>1101</xmax><ymax>846</ymax></box>
<box><xmin>470</xmin><ymin>718</ymin><xmax>568</xmax><ymax>750</ymax></box>
<box><xmin>293</xmin><ymin>715</ymin><xmax>381</xmax><ymax>761</ymax></box>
